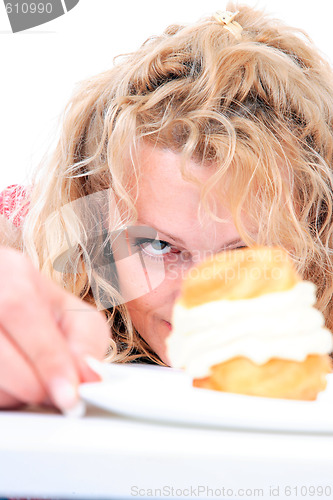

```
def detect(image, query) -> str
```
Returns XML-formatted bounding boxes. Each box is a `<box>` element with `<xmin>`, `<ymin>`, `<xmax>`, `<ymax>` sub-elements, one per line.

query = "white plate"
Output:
<box><xmin>79</xmin><ymin>359</ymin><xmax>333</xmax><ymax>433</ymax></box>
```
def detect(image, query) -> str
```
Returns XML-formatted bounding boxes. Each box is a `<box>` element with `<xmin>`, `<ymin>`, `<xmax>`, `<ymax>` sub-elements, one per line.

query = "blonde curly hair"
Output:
<box><xmin>18</xmin><ymin>2</ymin><xmax>333</xmax><ymax>363</ymax></box>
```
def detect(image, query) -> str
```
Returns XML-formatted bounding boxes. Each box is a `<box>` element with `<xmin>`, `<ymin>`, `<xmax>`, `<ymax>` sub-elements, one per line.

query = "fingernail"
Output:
<box><xmin>49</xmin><ymin>377</ymin><xmax>80</xmax><ymax>413</ymax></box>
<box><xmin>63</xmin><ymin>399</ymin><xmax>86</xmax><ymax>418</ymax></box>
<box><xmin>84</xmin><ymin>355</ymin><xmax>105</xmax><ymax>379</ymax></box>
<box><xmin>76</xmin><ymin>355</ymin><xmax>102</xmax><ymax>383</ymax></box>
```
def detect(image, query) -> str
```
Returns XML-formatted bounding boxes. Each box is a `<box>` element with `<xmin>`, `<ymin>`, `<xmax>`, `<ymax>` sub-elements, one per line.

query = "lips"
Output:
<box><xmin>163</xmin><ymin>320</ymin><xmax>172</xmax><ymax>331</ymax></box>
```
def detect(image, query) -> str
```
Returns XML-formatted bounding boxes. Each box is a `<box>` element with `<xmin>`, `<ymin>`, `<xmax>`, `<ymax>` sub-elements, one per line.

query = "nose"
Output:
<box><xmin>164</xmin><ymin>260</ymin><xmax>185</xmax><ymax>304</ymax></box>
<box><xmin>163</xmin><ymin>249</ymin><xmax>212</xmax><ymax>305</ymax></box>
<box><xmin>190</xmin><ymin>249</ymin><xmax>213</xmax><ymax>266</ymax></box>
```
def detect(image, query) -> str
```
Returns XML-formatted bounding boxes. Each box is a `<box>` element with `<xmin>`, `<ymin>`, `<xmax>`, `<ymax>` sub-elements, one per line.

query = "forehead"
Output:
<box><xmin>134</xmin><ymin>143</ymin><xmax>218</xmax><ymax>216</ymax></box>
<box><xmin>130</xmin><ymin>143</ymin><xmax>238</xmax><ymax>248</ymax></box>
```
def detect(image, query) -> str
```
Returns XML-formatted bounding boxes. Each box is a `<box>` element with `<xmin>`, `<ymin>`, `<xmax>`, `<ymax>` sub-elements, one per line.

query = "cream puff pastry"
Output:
<box><xmin>167</xmin><ymin>247</ymin><xmax>332</xmax><ymax>400</ymax></box>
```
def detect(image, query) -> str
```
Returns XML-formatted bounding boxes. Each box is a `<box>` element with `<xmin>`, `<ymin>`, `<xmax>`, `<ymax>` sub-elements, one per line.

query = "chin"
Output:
<box><xmin>135</xmin><ymin>317</ymin><xmax>173</xmax><ymax>366</ymax></box>
<box><xmin>156</xmin><ymin>351</ymin><xmax>171</xmax><ymax>366</ymax></box>
<box><xmin>149</xmin><ymin>331</ymin><xmax>172</xmax><ymax>366</ymax></box>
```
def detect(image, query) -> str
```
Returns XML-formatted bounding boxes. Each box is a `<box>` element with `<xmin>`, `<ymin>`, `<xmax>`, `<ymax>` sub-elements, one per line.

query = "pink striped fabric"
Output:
<box><xmin>0</xmin><ymin>184</ymin><xmax>31</xmax><ymax>228</ymax></box>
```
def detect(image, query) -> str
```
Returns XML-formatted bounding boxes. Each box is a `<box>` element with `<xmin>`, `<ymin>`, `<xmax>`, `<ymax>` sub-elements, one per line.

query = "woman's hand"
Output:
<box><xmin>0</xmin><ymin>246</ymin><xmax>110</xmax><ymax>412</ymax></box>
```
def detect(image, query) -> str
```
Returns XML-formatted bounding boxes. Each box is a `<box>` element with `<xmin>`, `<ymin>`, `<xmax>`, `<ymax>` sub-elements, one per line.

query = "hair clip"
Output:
<box><xmin>213</xmin><ymin>10</ymin><xmax>243</xmax><ymax>40</ymax></box>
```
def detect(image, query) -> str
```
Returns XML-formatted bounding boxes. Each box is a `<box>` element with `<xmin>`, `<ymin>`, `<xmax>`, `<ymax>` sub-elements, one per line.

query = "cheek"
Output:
<box><xmin>124</xmin><ymin>284</ymin><xmax>174</xmax><ymax>362</ymax></box>
<box><xmin>114</xmin><ymin>252</ymin><xmax>166</xmax><ymax>304</ymax></box>
<box><xmin>126</xmin><ymin>295</ymin><xmax>156</xmax><ymax>322</ymax></box>
<box><xmin>125</xmin><ymin>283</ymin><xmax>168</xmax><ymax>324</ymax></box>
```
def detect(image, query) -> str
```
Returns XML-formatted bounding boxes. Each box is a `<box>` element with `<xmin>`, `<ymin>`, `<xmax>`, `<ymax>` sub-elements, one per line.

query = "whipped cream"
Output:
<box><xmin>166</xmin><ymin>281</ymin><xmax>333</xmax><ymax>378</ymax></box>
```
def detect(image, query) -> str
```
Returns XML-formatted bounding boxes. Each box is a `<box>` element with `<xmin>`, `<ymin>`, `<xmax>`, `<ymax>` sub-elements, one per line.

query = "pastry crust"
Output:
<box><xmin>179</xmin><ymin>246</ymin><xmax>300</xmax><ymax>308</ymax></box>
<box><xmin>193</xmin><ymin>354</ymin><xmax>332</xmax><ymax>400</ymax></box>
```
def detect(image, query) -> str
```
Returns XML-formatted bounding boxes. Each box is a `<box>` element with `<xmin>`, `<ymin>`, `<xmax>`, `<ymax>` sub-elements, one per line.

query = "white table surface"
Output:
<box><xmin>0</xmin><ymin>403</ymin><xmax>333</xmax><ymax>500</ymax></box>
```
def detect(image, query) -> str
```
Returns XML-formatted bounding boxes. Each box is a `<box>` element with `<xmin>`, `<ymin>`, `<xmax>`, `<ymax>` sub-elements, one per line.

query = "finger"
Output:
<box><xmin>56</xmin><ymin>304</ymin><xmax>110</xmax><ymax>364</ymax></box>
<box><xmin>74</xmin><ymin>355</ymin><xmax>103</xmax><ymax>384</ymax></box>
<box><xmin>0</xmin><ymin>288</ymin><xmax>81</xmax><ymax>412</ymax></box>
<box><xmin>0</xmin><ymin>248</ymin><xmax>110</xmax><ymax>366</ymax></box>
<box><xmin>0</xmin><ymin>387</ymin><xmax>24</xmax><ymax>409</ymax></box>
<box><xmin>34</xmin><ymin>274</ymin><xmax>111</xmax><ymax>379</ymax></box>
<box><xmin>50</xmin><ymin>302</ymin><xmax>110</xmax><ymax>384</ymax></box>
<box><xmin>0</xmin><ymin>325</ymin><xmax>47</xmax><ymax>405</ymax></box>
<box><xmin>0</xmin><ymin>248</ymin><xmax>110</xmax><ymax>408</ymax></box>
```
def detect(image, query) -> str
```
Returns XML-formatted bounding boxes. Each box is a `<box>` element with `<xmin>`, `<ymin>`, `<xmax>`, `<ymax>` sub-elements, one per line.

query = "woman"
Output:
<box><xmin>0</xmin><ymin>3</ymin><xmax>332</xmax><ymax>412</ymax></box>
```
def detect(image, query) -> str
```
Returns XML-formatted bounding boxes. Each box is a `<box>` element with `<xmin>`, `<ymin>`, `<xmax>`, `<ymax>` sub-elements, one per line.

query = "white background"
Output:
<box><xmin>0</xmin><ymin>0</ymin><xmax>332</xmax><ymax>191</ymax></box>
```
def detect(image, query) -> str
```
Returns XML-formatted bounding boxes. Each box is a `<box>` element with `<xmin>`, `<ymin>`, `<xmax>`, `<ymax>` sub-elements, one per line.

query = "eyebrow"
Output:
<box><xmin>136</xmin><ymin>221</ymin><xmax>244</xmax><ymax>250</ymax></box>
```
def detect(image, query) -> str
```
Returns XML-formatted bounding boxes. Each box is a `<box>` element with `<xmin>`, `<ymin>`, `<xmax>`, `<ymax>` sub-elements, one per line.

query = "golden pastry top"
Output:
<box><xmin>178</xmin><ymin>246</ymin><xmax>300</xmax><ymax>308</ymax></box>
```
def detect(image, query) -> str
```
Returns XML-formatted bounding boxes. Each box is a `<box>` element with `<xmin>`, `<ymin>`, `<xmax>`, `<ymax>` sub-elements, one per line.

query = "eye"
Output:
<box><xmin>224</xmin><ymin>244</ymin><xmax>247</xmax><ymax>252</ymax></box>
<box><xmin>135</xmin><ymin>238</ymin><xmax>174</xmax><ymax>257</ymax></box>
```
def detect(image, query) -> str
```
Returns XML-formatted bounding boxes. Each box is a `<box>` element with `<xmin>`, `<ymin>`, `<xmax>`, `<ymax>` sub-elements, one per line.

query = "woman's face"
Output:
<box><xmin>115</xmin><ymin>143</ymin><xmax>244</xmax><ymax>365</ymax></box>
